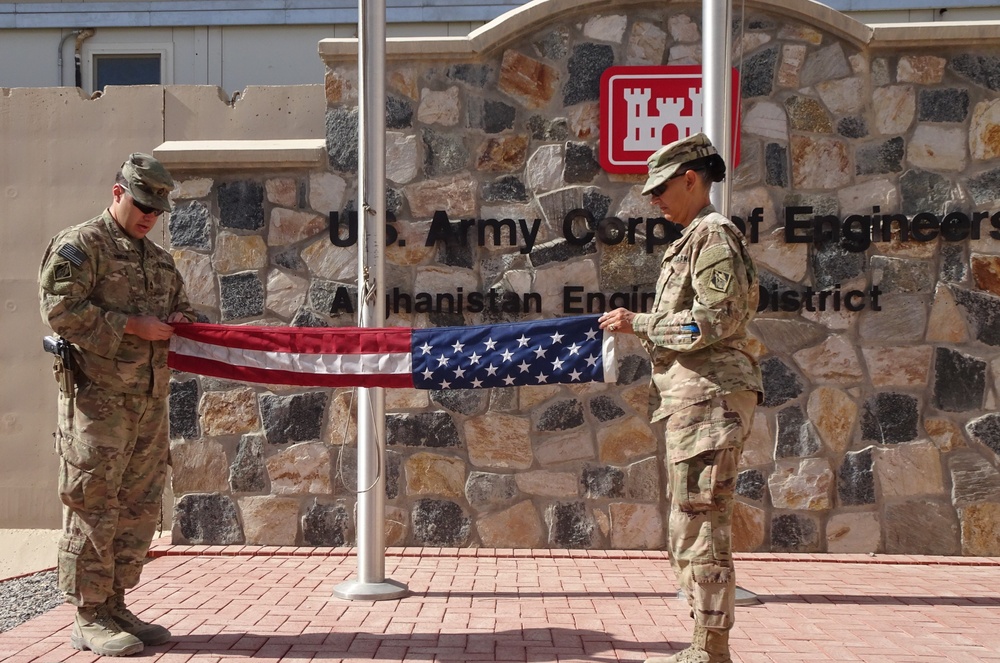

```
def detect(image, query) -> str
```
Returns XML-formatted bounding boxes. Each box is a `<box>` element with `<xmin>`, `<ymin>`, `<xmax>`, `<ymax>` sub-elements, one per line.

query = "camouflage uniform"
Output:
<box><xmin>39</xmin><ymin>209</ymin><xmax>194</xmax><ymax>609</ymax></box>
<box><xmin>631</xmin><ymin>204</ymin><xmax>762</xmax><ymax>632</ymax></box>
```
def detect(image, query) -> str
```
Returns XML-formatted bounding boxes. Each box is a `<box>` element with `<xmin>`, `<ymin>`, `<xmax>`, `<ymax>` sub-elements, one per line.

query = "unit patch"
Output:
<box><xmin>53</xmin><ymin>260</ymin><xmax>73</xmax><ymax>282</ymax></box>
<box><xmin>57</xmin><ymin>244</ymin><xmax>87</xmax><ymax>267</ymax></box>
<box><xmin>709</xmin><ymin>269</ymin><xmax>733</xmax><ymax>293</ymax></box>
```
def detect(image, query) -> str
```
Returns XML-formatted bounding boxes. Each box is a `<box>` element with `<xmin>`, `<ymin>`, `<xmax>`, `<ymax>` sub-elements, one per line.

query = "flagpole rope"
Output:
<box><xmin>334</xmin><ymin>386</ymin><xmax>384</xmax><ymax>494</ymax></box>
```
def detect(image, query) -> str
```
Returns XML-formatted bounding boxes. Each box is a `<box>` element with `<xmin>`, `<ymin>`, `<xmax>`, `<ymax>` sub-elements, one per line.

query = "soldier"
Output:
<box><xmin>39</xmin><ymin>153</ymin><xmax>196</xmax><ymax>657</ymax></box>
<box><xmin>599</xmin><ymin>133</ymin><xmax>763</xmax><ymax>663</ymax></box>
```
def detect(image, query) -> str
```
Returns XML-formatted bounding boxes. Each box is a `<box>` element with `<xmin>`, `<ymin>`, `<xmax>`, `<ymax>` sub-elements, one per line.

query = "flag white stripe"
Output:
<box><xmin>170</xmin><ymin>336</ymin><xmax>412</xmax><ymax>376</ymax></box>
<box><xmin>601</xmin><ymin>330</ymin><xmax>617</xmax><ymax>384</ymax></box>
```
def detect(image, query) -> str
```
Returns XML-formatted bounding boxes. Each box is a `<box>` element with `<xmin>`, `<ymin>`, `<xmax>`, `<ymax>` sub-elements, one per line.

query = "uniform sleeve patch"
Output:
<box><xmin>53</xmin><ymin>260</ymin><xmax>73</xmax><ymax>282</ymax></box>
<box><xmin>57</xmin><ymin>244</ymin><xmax>87</xmax><ymax>267</ymax></box>
<box><xmin>709</xmin><ymin>268</ymin><xmax>733</xmax><ymax>293</ymax></box>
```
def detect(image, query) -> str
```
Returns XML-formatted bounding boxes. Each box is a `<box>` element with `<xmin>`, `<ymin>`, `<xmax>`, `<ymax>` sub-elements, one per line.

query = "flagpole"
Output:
<box><xmin>701</xmin><ymin>0</ymin><xmax>760</xmax><ymax>606</ymax></box>
<box><xmin>333</xmin><ymin>0</ymin><xmax>408</xmax><ymax>601</ymax></box>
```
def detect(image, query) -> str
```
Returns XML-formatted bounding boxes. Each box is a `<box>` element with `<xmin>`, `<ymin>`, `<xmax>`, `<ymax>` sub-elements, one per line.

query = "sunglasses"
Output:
<box><xmin>121</xmin><ymin>184</ymin><xmax>165</xmax><ymax>217</ymax></box>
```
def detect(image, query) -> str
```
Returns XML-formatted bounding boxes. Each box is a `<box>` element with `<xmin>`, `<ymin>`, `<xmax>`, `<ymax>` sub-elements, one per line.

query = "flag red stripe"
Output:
<box><xmin>168</xmin><ymin>353</ymin><xmax>416</xmax><ymax>389</ymax></box>
<box><xmin>170</xmin><ymin>323</ymin><xmax>412</xmax><ymax>355</ymax></box>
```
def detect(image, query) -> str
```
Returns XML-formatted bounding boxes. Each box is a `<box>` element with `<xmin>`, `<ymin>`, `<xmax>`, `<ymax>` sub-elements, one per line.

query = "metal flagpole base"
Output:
<box><xmin>333</xmin><ymin>578</ymin><xmax>409</xmax><ymax>601</ymax></box>
<box><xmin>676</xmin><ymin>586</ymin><xmax>761</xmax><ymax>606</ymax></box>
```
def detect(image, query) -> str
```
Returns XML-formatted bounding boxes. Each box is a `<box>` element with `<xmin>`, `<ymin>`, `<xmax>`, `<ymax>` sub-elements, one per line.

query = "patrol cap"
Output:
<box><xmin>641</xmin><ymin>132</ymin><xmax>718</xmax><ymax>195</ymax></box>
<box><xmin>121</xmin><ymin>153</ymin><xmax>175</xmax><ymax>212</ymax></box>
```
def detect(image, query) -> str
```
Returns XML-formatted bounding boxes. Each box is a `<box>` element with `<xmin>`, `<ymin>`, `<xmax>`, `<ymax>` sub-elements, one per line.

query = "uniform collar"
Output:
<box><xmin>102</xmin><ymin>208</ymin><xmax>147</xmax><ymax>253</ymax></box>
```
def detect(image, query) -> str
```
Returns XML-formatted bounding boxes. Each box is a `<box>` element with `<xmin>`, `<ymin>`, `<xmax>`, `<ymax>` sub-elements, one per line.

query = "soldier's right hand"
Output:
<box><xmin>125</xmin><ymin>315</ymin><xmax>175</xmax><ymax>340</ymax></box>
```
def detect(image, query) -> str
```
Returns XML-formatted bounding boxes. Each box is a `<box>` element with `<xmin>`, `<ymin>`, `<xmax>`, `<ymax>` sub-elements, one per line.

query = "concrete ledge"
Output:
<box><xmin>871</xmin><ymin>20</ymin><xmax>1000</xmax><ymax>48</ymax></box>
<box><xmin>154</xmin><ymin>139</ymin><xmax>328</xmax><ymax>171</ymax></box>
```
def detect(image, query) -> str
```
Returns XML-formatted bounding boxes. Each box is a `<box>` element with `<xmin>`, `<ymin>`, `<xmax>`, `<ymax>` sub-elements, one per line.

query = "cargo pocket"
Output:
<box><xmin>57</xmin><ymin>535</ymin><xmax>87</xmax><ymax>599</ymax></box>
<box><xmin>672</xmin><ymin>451</ymin><xmax>721</xmax><ymax>513</ymax></box>
<box><xmin>691</xmin><ymin>561</ymin><xmax>734</xmax><ymax>629</ymax></box>
<box><xmin>57</xmin><ymin>434</ymin><xmax>108</xmax><ymax>515</ymax></box>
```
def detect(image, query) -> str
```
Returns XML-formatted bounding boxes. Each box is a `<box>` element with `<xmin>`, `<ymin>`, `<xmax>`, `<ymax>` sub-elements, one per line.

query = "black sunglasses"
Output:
<box><xmin>122</xmin><ymin>184</ymin><xmax>165</xmax><ymax>217</ymax></box>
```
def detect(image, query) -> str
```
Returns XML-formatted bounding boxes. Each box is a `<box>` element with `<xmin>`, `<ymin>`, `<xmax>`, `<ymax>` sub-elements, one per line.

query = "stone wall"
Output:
<box><xmin>167</xmin><ymin>0</ymin><xmax>1000</xmax><ymax>554</ymax></box>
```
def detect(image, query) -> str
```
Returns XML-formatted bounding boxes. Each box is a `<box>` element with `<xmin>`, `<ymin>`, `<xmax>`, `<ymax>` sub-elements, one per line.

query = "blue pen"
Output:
<box><xmin>681</xmin><ymin>323</ymin><xmax>699</xmax><ymax>334</ymax></box>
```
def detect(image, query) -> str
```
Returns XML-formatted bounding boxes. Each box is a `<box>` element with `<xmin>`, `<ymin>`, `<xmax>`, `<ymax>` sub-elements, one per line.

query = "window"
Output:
<box><xmin>94</xmin><ymin>54</ymin><xmax>161</xmax><ymax>90</ymax></box>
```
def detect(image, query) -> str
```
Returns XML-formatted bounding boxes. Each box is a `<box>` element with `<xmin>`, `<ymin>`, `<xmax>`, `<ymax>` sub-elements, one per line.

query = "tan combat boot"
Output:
<box><xmin>105</xmin><ymin>591</ymin><xmax>171</xmax><ymax>646</ymax></box>
<box><xmin>70</xmin><ymin>606</ymin><xmax>144</xmax><ymax>657</ymax></box>
<box><xmin>645</xmin><ymin>626</ymin><xmax>732</xmax><ymax>663</ymax></box>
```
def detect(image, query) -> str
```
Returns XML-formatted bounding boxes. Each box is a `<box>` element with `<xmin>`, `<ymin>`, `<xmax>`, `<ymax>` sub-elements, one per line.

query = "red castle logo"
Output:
<box><xmin>600</xmin><ymin>65</ymin><xmax>741</xmax><ymax>174</ymax></box>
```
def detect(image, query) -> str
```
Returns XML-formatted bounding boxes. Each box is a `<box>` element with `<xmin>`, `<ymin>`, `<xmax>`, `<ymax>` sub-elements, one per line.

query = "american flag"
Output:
<box><xmin>168</xmin><ymin>315</ymin><xmax>617</xmax><ymax>389</ymax></box>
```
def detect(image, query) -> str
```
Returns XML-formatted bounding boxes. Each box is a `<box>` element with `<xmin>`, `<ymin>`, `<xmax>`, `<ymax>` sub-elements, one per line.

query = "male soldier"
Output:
<box><xmin>600</xmin><ymin>133</ymin><xmax>763</xmax><ymax>663</ymax></box>
<box><xmin>39</xmin><ymin>153</ymin><xmax>195</xmax><ymax>657</ymax></box>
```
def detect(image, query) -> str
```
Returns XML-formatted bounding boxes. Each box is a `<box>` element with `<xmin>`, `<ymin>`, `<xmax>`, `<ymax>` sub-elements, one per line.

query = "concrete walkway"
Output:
<box><xmin>2</xmin><ymin>541</ymin><xmax>999</xmax><ymax>662</ymax></box>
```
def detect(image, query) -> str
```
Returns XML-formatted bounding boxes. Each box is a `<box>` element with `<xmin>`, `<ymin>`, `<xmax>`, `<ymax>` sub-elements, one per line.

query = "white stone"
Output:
<box><xmin>583</xmin><ymin>15</ymin><xmax>627</xmax><ymax>43</ymax></box>
<box><xmin>751</xmin><ymin>227</ymin><xmax>808</xmax><ymax>283</ymax></box>
<box><xmin>417</xmin><ymin>86</ymin><xmax>460</xmax><ymax>126</ymax></box>
<box><xmin>793</xmin><ymin>335</ymin><xmax>864</xmax><ymax>385</ymax></box>
<box><xmin>268</xmin><ymin>208</ymin><xmax>327</xmax><ymax>246</ymax></box>
<box><xmin>826</xmin><ymin>512</ymin><xmax>880</xmax><ymax>553</ymax></box>
<box><xmin>970</xmin><ymin>99</ymin><xmax>1000</xmax><ymax>161</ymax></box>
<box><xmin>897</xmin><ymin>55</ymin><xmax>946</xmax><ymax>84</ymax></box>
<box><xmin>875</xmin><ymin>441</ymin><xmax>944</xmax><ymax>498</ymax></box>
<box><xmin>535</xmin><ymin>429</ymin><xmax>596</xmax><ymax>465</ymax></box>
<box><xmin>265</xmin><ymin>178</ymin><xmax>298</xmax><ymax>207</ymax></box>
<box><xmin>861</xmin><ymin>346</ymin><xmax>932</xmax><ymax>388</ymax></box>
<box><xmin>873</xmin><ymin>85</ymin><xmax>915</xmax><ymax>135</ymax></box>
<box><xmin>733</xmin><ymin>33</ymin><xmax>771</xmax><ymax>60</ymax></box>
<box><xmin>816</xmin><ymin>77</ymin><xmax>863</xmax><ymax>115</ymax></box>
<box><xmin>626</xmin><ymin>21</ymin><xmax>666</xmax><ymax>66</ymax></box>
<box><xmin>309</xmin><ymin>172</ymin><xmax>347</xmax><ymax>215</ymax></box>
<box><xmin>768</xmin><ymin>458</ymin><xmax>834</xmax><ymax>510</ymax></box>
<box><xmin>837</xmin><ymin>179</ymin><xmax>899</xmax><ymax>215</ymax></box>
<box><xmin>266</xmin><ymin>442</ymin><xmax>333</xmax><ymax>495</ymax></box>
<box><xmin>740</xmin><ymin>413</ymin><xmax>773</xmax><ymax>467</ymax></box>
<box><xmin>668</xmin><ymin>44</ymin><xmax>701</xmax><ymax>65</ymax></box>
<box><xmin>171</xmin><ymin>249</ymin><xmax>218</xmax><ymax>310</ymax></box>
<box><xmin>908</xmin><ymin>125</ymin><xmax>967</xmax><ymax>172</ymax></box>
<box><xmin>534</xmin><ymin>259</ymin><xmax>599</xmax><ymax>315</ymax></box>
<box><xmin>173</xmin><ymin>178</ymin><xmax>213</xmax><ymax>200</ymax></box>
<box><xmin>414</xmin><ymin>264</ymin><xmax>479</xmax><ymax>296</ymax></box>
<box><xmin>743</xmin><ymin>102</ymin><xmax>788</xmax><ymax>142</ymax></box>
<box><xmin>525</xmin><ymin>144</ymin><xmax>564</xmax><ymax>193</ymax></box>
<box><xmin>386</xmin><ymin>132</ymin><xmax>418</xmax><ymax>184</ymax></box>
<box><xmin>778</xmin><ymin>44</ymin><xmax>807</xmax><ymax>88</ymax></box>
<box><xmin>616</xmin><ymin>185</ymin><xmax>655</xmax><ymax>220</ymax></box>
<box><xmin>791</xmin><ymin>136</ymin><xmax>851</xmax><ymax>190</ymax></box>
<box><xmin>668</xmin><ymin>14</ymin><xmax>700</xmax><ymax>42</ymax></box>
<box><xmin>301</xmin><ymin>237</ymin><xmax>357</xmax><ymax>281</ymax></box>
<box><xmin>265</xmin><ymin>269</ymin><xmax>308</xmax><ymax>320</ymax></box>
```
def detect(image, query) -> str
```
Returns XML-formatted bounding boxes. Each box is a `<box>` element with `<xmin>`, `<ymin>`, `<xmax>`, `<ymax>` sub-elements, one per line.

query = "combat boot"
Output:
<box><xmin>105</xmin><ymin>591</ymin><xmax>171</xmax><ymax>646</ymax></box>
<box><xmin>644</xmin><ymin>626</ymin><xmax>732</xmax><ymax>663</ymax></box>
<box><xmin>70</xmin><ymin>606</ymin><xmax>144</xmax><ymax>657</ymax></box>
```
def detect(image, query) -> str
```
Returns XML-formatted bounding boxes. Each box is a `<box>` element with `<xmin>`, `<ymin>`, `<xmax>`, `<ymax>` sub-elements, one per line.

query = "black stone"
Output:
<box><xmin>616</xmin><ymin>354</ymin><xmax>651</xmax><ymax>385</ymax></box>
<box><xmin>537</xmin><ymin>399</ymin><xmax>585</xmax><ymax>431</ymax></box>
<box><xmin>838</xmin><ymin>447</ymin><xmax>875</xmax><ymax>506</ymax></box>
<box><xmin>386</xmin><ymin>188</ymin><xmax>403</xmax><ymax>215</ymax></box>
<box><xmin>967</xmin><ymin>167</ymin><xmax>1000</xmax><ymax>206</ymax></box>
<box><xmin>900</xmin><ymin>169</ymin><xmax>952</xmax><ymax>216</ymax></box>
<box><xmin>933</xmin><ymin>348</ymin><xmax>986</xmax><ymax>412</ymax></box>
<box><xmin>589</xmin><ymin>395</ymin><xmax>625</xmax><ymax>422</ymax></box>
<box><xmin>812</xmin><ymin>240</ymin><xmax>866</xmax><ymax>289</ymax></box>
<box><xmin>175</xmin><ymin>494</ymin><xmax>243</xmax><ymax>545</ymax></box>
<box><xmin>387</xmin><ymin>412</ymin><xmax>461</xmax><ymax>447</ymax></box>
<box><xmin>837</xmin><ymin>116</ymin><xmax>868</xmax><ymax>139</ymax></box>
<box><xmin>548</xmin><ymin>501</ymin><xmax>594</xmax><ymax>548</ymax></box>
<box><xmin>217</xmin><ymin>181</ymin><xmax>264</xmax><ymax>231</ymax></box>
<box><xmin>953</xmin><ymin>287</ymin><xmax>1000</xmax><ymax>346</ymax></box>
<box><xmin>782</xmin><ymin>193</ymin><xmax>839</xmax><ymax>219</ymax></box>
<box><xmin>168</xmin><ymin>201</ymin><xmax>213</xmax><ymax>250</ymax></box>
<box><xmin>168</xmin><ymin>379</ymin><xmax>199</xmax><ymax>439</ymax></box>
<box><xmin>736</xmin><ymin>469</ymin><xmax>766</xmax><ymax>501</ymax></box>
<box><xmin>861</xmin><ymin>393</ymin><xmax>918</xmax><ymax>444</ymax></box>
<box><xmin>386</xmin><ymin>95</ymin><xmax>413</xmax><ymax>129</ymax></box>
<box><xmin>384</xmin><ymin>449</ymin><xmax>401</xmax><ymax>499</ymax></box>
<box><xmin>856</xmin><ymin>136</ymin><xmax>904</xmax><ymax>176</ymax></box>
<box><xmin>583</xmin><ymin>190</ymin><xmax>612</xmax><ymax>223</ymax></box>
<box><xmin>259</xmin><ymin>391</ymin><xmax>327</xmax><ymax>444</ymax></box>
<box><xmin>482</xmin><ymin>100</ymin><xmax>516</xmax><ymax>134</ymax></box>
<box><xmin>272</xmin><ymin>247</ymin><xmax>306</xmax><ymax>271</ymax></box>
<box><xmin>435</xmin><ymin>228</ymin><xmax>476</xmax><ymax>269</ymax></box>
<box><xmin>302</xmin><ymin>502</ymin><xmax>349</xmax><ymax>546</ymax></box>
<box><xmin>446</xmin><ymin>63</ymin><xmax>494</xmax><ymax>88</ymax></box>
<box><xmin>563</xmin><ymin>142</ymin><xmax>602</xmax><ymax>184</ymax></box>
<box><xmin>940</xmin><ymin>244</ymin><xmax>967</xmax><ymax>283</ymax></box>
<box><xmin>918</xmin><ymin>88</ymin><xmax>969</xmax><ymax>122</ymax></box>
<box><xmin>422</xmin><ymin>128</ymin><xmax>468</xmax><ymax>177</ymax></box>
<box><xmin>291</xmin><ymin>309</ymin><xmax>329</xmax><ymax>328</ymax></box>
<box><xmin>770</xmin><ymin>513</ymin><xmax>818</xmax><ymax>552</ymax></box>
<box><xmin>230</xmin><ymin>434</ymin><xmax>268</xmax><ymax>493</ymax></box>
<box><xmin>764</xmin><ymin>142</ymin><xmax>788</xmax><ymax>187</ymax></box>
<box><xmin>326</xmin><ymin>107</ymin><xmax>359</xmax><ymax>172</ymax></box>
<box><xmin>582</xmin><ymin>465</ymin><xmax>625</xmax><ymax>498</ymax></box>
<box><xmin>411</xmin><ymin>499</ymin><xmax>471</xmax><ymax>546</ymax></box>
<box><xmin>760</xmin><ymin>357</ymin><xmax>803</xmax><ymax>408</ymax></box>
<box><xmin>219</xmin><ymin>271</ymin><xmax>264</xmax><ymax>321</ymax></box>
<box><xmin>536</xmin><ymin>28</ymin><xmax>569</xmax><ymax>61</ymax></box>
<box><xmin>309</xmin><ymin>280</ymin><xmax>356</xmax><ymax>317</ymax></box>
<box><xmin>465</xmin><ymin>472</ymin><xmax>519</xmax><ymax>509</ymax></box>
<box><xmin>563</xmin><ymin>43</ymin><xmax>615</xmax><ymax>106</ymax></box>
<box><xmin>482</xmin><ymin>176</ymin><xmax>529</xmax><ymax>203</ymax></box>
<box><xmin>775</xmin><ymin>406</ymin><xmax>821</xmax><ymax>458</ymax></box>
<box><xmin>431</xmin><ymin>389</ymin><xmax>487</xmax><ymax>416</ymax></box>
<box><xmin>951</xmin><ymin>54</ymin><xmax>1000</xmax><ymax>91</ymax></box>
<box><xmin>530</xmin><ymin>238</ymin><xmax>597</xmax><ymax>267</ymax></box>
<box><xmin>526</xmin><ymin>115</ymin><xmax>570</xmax><ymax>141</ymax></box>
<box><xmin>966</xmin><ymin>413</ymin><xmax>1000</xmax><ymax>459</ymax></box>
<box><xmin>740</xmin><ymin>46</ymin><xmax>778</xmax><ymax>99</ymax></box>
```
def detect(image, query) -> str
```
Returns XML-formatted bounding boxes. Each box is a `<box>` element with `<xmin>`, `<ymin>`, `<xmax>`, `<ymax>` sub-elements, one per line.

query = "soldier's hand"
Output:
<box><xmin>167</xmin><ymin>312</ymin><xmax>190</xmax><ymax>324</ymax></box>
<box><xmin>599</xmin><ymin>307</ymin><xmax>635</xmax><ymax>335</ymax></box>
<box><xmin>125</xmin><ymin>315</ymin><xmax>175</xmax><ymax>340</ymax></box>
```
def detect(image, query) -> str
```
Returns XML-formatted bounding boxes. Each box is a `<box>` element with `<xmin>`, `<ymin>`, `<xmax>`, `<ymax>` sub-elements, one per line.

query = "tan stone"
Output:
<box><xmin>519</xmin><ymin>384</ymin><xmax>562</xmax><ymax>410</ymax></box>
<box><xmin>404</xmin><ymin>175</ymin><xmax>478</xmax><ymax>218</ymax></box>
<box><xmin>668</xmin><ymin>44</ymin><xmax>701</xmax><ymax>66</ymax></box>
<box><xmin>740</xmin><ymin>413</ymin><xmax>772</xmax><ymax>467</ymax></box>
<box><xmin>751</xmin><ymin>227</ymin><xmax>808</xmax><ymax>282</ymax></box>
<box><xmin>386</xmin><ymin>132</ymin><xmax>419</xmax><ymax>185</ymax></box>
<box><xmin>265</xmin><ymin>269</ymin><xmax>308</xmax><ymax>320</ymax></box>
<box><xmin>324</xmin><ymin>388</ymin><xmax>358</xmax><ymax>447</ymax></box>
<box><xmin>269</xmin><ymin>208</ymin><xmax>326</xmax><ymax>246</ymax></box>
<box><xmin>567</xmin><ymin>102</ymin><xmax>601</xmax><ymax>140</ymax></box>
<box><xmin>535</xmin><ymin>259</ymin><xmax>599</xmax><ymax>315</ymax></box>
<box><xmin>498</xmin><ymin>49</ymin><xmax>558</xmax><ymax>109</ymax></box>
<box><xmin>806</xmin><ymin>387</ymin><xmax>856</xmax><ymax>456</ymax></box>
<box><xmin>200</xmin><ymin>387</ymin><xmax>260</xmax><ymax>437</ymax></box>
<box><xmin>609</xmin><ymin>503</ymin><xmax>663</xmax><ymax>549</ymax></box>
<box><xmin>971</xmin><ymin>99</ymin><xmax>1000</xmax><ymax>161</ymax></box>
<box><xmin>301</xmin><ymin>236</ymin><xmax>357</xmax><ymax>281</ymax></box>
<box><xmin>515</xmin><ymin>470</ymin><xmax>579</xmax><ymax>497</ymax></box>
<box><xmin>925</xmin><ymin>417</ymin><xmax>966</xmax><ymax>452</ymax></box>
<box><xmin>417</xmin><ymin>86</ymin><xmax>460</xmax><ymax>126</ymax></box>
<box><xmin>959</xmin><ymin>502</ymin><xmax>1000</xmax><ymax>556</ymax></box>
<box><xmin>625</xmin><ymin>457</ymin><xmax>660</xmax><ymax>501</ymax></box>
<box><xmin>733</xmin><ymin>33</ymin><xmax>771</xmax><ymax>61</ymax></box>
<box><xmin>239</xmin><ymin>495</ymin><xmax>299</xmax><ymax>545</ymax></box>
<box><xmin>593</xmin><ymin>507</ymin><xmax>611</xmax><ymax>538</ymax></box>
<box><xmin>479</xmin><ymin>500</ymin><xmax>544</xmax><ymax>548</ymax></box>
<box><xmin>861</xmin><ymin>346</ymin><xmax>932</xmax><ymax>388</ymax></box>
<box><xmin>793</xmin><ymin>335</ymin><xmax>864</xmax><ymax>385</ymax></box>
<box><xmin>172</xmin><ymin>248</ymin><xmax>218</xmax><ymax>310</ymax></box>
<box><xmin>897</xmin><ymin>55</ymin><xmax>946</xmax><ymax>84</ymax></box>
<box><xmin>405</xmin><ymin>452</ymin><xmax>466</xmax><ymax>497</ymax></box>
<box><xmin>597</xmin><ymin>415</ymin><xmax>656</xmax><ymax>465</ymax></box>
<box><xmin>873</xmin><ymin>85</ymin><xmax>915</xmax><ymax>135</ymax></box>
<box><xmin>816</xmin><ymin>77</ymin><xmax>863</xmax><ymax>115</ymax></box>
<box><xmin>626</xmin><ymin>21</ymin><xmax>666</xmax><ymax>66</ymax></box>
<box><xmin>732</xmin><ymin>501</ymin><xmax>765</xmax><ymax>552</ymax></box>
<box><xmin>265</xmin><ymin>177</ymin><xmax>298</xmax><ymax>207</ymax></box>
<box><xmin>386</xmin><ymin>388</ymin><xmax>430</xmax><ymax>410</ymax></box>
<box><xmin>777</xmin><ymin>24</ymin><xmax>822</xmax><ymax>44</ymax></box>
<box><xmin>876</xmin><ymin>441</ymin><xmax>943</xmax><ymax>498</ymax></box>
<box><xmin>790</xmin><ymin>136</ymin><xmax>850</xmax><ymax>190</ymax></box>
<box><xmin>385</xmin><ymin>506</ymin><xmax>407</xmax><ymax>546</ymax></box>
<box><xmin>477</xmin><ymin>134</ymin><xmax>529</xmax><ymax>172</ymax></box>
<box><xmin>526</xmin><ymin>144</ymin><xmax>564</xmax><ymax>193</ymax></box>
<box><xmin>667</xmin><ymin>14</ymin><xmax>700</xmax><ymax>42</ymax></box>
<box><xmin>927</xmin><ymin>285</ymin><xmax>969</xmax><ymax>343</ymax></box>
<box><xmin>971</xmin><ymin>253</ymin><xmax>1000</xmax><ymax>296</ymax></box>
<box><xmin>414</xmin><ymin>265</ymin><xmax>479</xmax><ymax>302</ymax></box>
<box><xmin>777</xmin><ymin>44</ymin><xmax>806</xmax><ymax>88</ymax></box>
<box><xmin>837</xmin><ymin>179</ymin><xmax>899</xmax><ymax>216</ymax></box>
<box><xmin>325</xmin><ymin>67</ymin><xmax>357</xmax><ymax>104</ymax></box>
<box><xmin>173</xmin><ymin>177</ymin><xmax>213</xmax><ymax>200</ymax></box>
<box><xmin>385</xmin><ymin>219</ymin><xmax>435</xmax><ymax>267</ymax></box>
<box><xmin>826</xmin><ymin>512</ymin><xmax>880</xmax><ymax>553</ymax></box>
<box><xmin>464</xmin><ymin>412</ymin><xmax>533</xmax><ymax>469</ymax></box>
<box><xmin>266</xmin><ymin>442</ymin><xmax>333</xmax><ymax>495</ymax></box>
<box><xmin>309</xmin><ymin>172</ymin><xmax>347</xmax><ymax>216</ymax></box>
<box><xmin>388</xmin><ymin>65</ymin><xmax>418</xmax><ymax>99</ymax></box>
<box><xmin>213</xmin><ymin>232</ymin><xmax>267</xmax><ymax>274</ymax></box>
<box><xmin>535</xmin><ymin>429</ymin><xmax>596</xmax><ymax>466</ymax></box>
<box><xmin>908</xmin><ymin>125</ymin><xmax>967</xmax><ymax>172</ymax></box>
<box><xmin>621</xmin><ymin>382</ymin><xmax>650</xmax><ymax>417</ymax></box>
<box><xmin>769</xmin><ymin>459</ymin><xmax>834</xmax><ymax>510</ymax></box>
<box><xmin>170</xmin><ymin>439</ymin><xmax>230</xmax><ymax>494</ymax></box>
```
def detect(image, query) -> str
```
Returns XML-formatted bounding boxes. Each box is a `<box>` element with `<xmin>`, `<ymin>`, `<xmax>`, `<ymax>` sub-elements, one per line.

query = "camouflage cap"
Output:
<box><xmin>641</xmin><ymin>132</ymin><xmax>718</xmax><ymax>195</ymax></box>
<box><xmin>121</xmin><ymin>152</ymin><xmax>175</xmax><ymax>212</ymax></box>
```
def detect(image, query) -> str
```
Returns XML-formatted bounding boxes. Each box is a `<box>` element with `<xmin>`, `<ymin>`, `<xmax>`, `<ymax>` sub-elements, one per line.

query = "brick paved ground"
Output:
<box><xmin>2</xmin><ymin>545</ymin><xmax>999</xmax><ymax>662</ymax></box>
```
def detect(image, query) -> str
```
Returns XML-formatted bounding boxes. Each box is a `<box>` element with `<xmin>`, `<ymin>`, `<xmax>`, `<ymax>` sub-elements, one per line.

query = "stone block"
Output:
<box><xmin>239</xmin><ymin>495</ymin><xmax>300</xmax><ymax>545</ymax></box>
<box><xmin>199</xmin><ymin>387</ymin><xmax>260</xmax><ymax>437</ymax></box>
<box><xmin>386</xmin><ymin>411</ymin><xmax>461</xmax><ymax>448</ymax></box>
<box><xmin>302</xmin><ymin>501</ymin><xmax>350</xmax><ymax>546</ymax></box>
<box><xmin>609</xmin><ymin>503</ymin><xmax>662</xmax><ymax>549</ymax></box>
<box><xmin>169</xmin><ymin>379</ymin><xmax>200</xmax><ymax>440</ymax></box>
<box><xmin>465</xmin><ymin>412</ymin><xmax>533</xmax><ymax>469</ymax></box>
<box><xmin>498</xmin><ymin>50</ymin><xmax>558</xmax><ymax>109</ymax></box>
<box><xmin>260</xmin><ymin>391</ymin><xmax>326</xmax><ymax>444</ymax></box>
<box><xmin>412</xmin><ymin>499</ymin><xmax>471</xmax><ymax>546</ymax></box>
<box><xmin>770</xmin><ymin>513</ymin><xmax>820</xmax><ymax>552</ymax></box>
<box><xmin>478</xmin><ymin>500</ymin><xmax>544</xmax><ymax>548</ymax></box>
<box><xmin>175</xmin><ymin>494</ymin><xmax>243</xmax><ymax>545</ymax></box>
<box><xmin>839</xmin><ymin>447</ymin><xmax>876</xmax><ymax>506</ymax></box>
<box><xmin>546</xmin><ymin>501</ymin><xmax>595</xmax><ymax>548</ymax></box>
<box><xmin>826</xmin><ymin>512</ymin><xmax>880</xmax><ymax>553</ymax></box>
<box><xmin>405</xmin><ymin>452</ymin><xmax>466</xmax><ymax>498</ymax></box>
<box><xmin>884</xmin><ymin>498</ymin><xmax>960</xmax><ymax>555</ymax></box>
<box><xmin>466</xmin><ymin>471</ymin><xmax>520</xmax><ymax>508</ymax></box>
<box><xmin>597</xmin><ymin>415</ymin><xmax>656</xmax><ymax>465</ymax></box>
<box><xmin>875</xmin><ymin>441</ymin><xmax>943</xmax><ymax>498</ymax></box>
<box><xmin>266</xmin><ymin>442</ymin><xmax>332</xmax><ymax>495</ymax></box>
<box><xmin>769</xmin><ymin>458</ymin><xmax>834</xmax><ymax>510</ymax></box>
<box><xmin>732</xmin><ymin>501</ymin><xmax>765</xmax><ymax>552</ymax></box>
<box><xmin>171</xmin><ymin>439</ymin><xmax>230</xmax><ymax>494</ymax></box>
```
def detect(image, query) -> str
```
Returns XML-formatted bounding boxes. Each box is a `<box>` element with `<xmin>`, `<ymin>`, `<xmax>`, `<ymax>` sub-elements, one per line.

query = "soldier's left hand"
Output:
<box><xmin>599</xmin><ymin>308</ymin><xmax>635</xmax><ymax>335</ymax></box>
